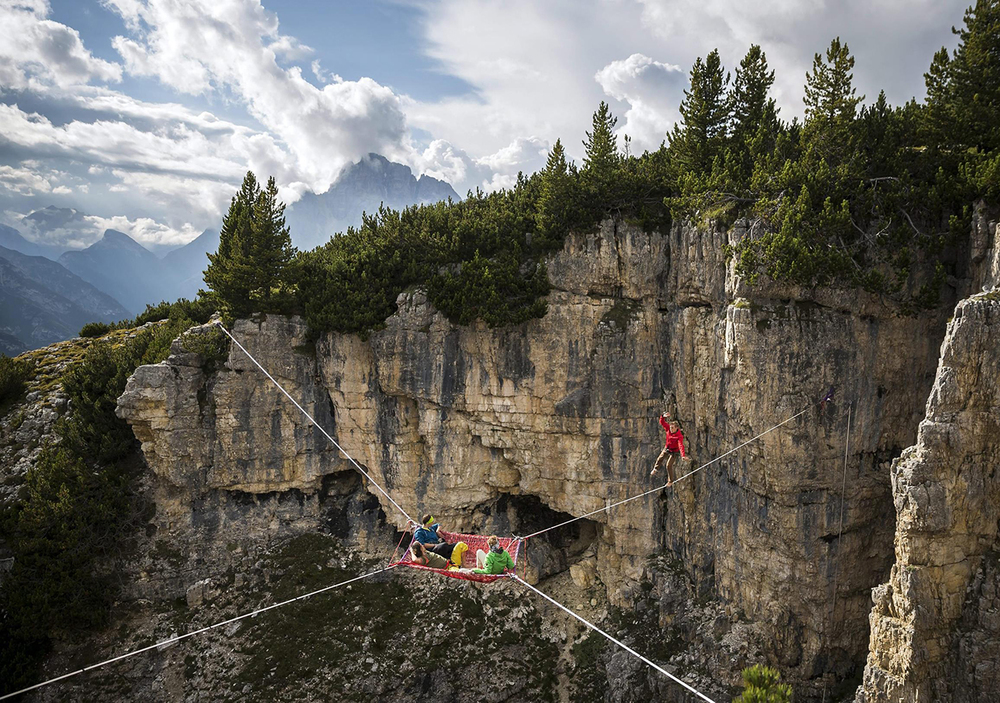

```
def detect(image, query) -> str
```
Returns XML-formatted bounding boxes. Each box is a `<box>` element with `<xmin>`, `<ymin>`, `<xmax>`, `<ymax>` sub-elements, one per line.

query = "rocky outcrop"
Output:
<box><xmin>118</xmin><ymin>317</ymin><xmax>338</xmax><ymax>499</ymax></box>
<box><xmin>115</xmin><ymin>317</ymin><xmax>388</xmax><ymax>600</ymax></box>
<box><xmin>968</xmin><ymin>205</ymin><xmax>1000</xmax><ymax>294</ymax></box>
<box><xmin>856</xmin><ymin>293</ymin><xmax>1000</xmax><ymax>702</ymax></box>
<box><xmin>854</xmin><ymin>207</ymin><xmax>1000</xmax><ymax>703</ymax></box>
<box><xmin>118</xmin><ymin>218</ymin><xmax>956</xmax><ymax>698</ymax></box>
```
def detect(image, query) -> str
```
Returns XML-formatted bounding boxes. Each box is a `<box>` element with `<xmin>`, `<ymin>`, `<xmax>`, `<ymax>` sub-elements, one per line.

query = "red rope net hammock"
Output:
<box><xmin>394</xmin><ymin>530</ymin><xmax>522</xmax><ymax>583</ymax></box>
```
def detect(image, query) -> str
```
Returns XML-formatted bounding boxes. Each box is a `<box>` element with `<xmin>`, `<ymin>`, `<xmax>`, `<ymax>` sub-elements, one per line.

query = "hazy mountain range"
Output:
<box><xmin>0</xmin><ymin>154</ymin><xmax>458</xmax><ymax>354</ymax></box>
<box><xmin>0</xmin><ymin>244</ymin><xmax>130</xmax><ymax>355</ymax></box>
<box><xmin>0</xmin><ymin>215</ymin><xmax>71</xmax><ymax>260</ymax></box>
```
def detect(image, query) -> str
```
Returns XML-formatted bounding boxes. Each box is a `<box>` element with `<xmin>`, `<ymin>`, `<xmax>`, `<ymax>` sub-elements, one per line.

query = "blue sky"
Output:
<box><xmin>0</xmin><ymin>0</ymin><xmax>966</xmax><ymax>251</ymax></box>
<box><xmin>47</xmin><ymin>0</ymin><xmax>476</xmax><ymax>103</ymax></box>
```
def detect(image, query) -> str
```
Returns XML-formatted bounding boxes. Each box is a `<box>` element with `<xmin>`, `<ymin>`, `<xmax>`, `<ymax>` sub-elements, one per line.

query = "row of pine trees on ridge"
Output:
<box><xmin>199</xmin><ymin>1</ymin><xmax>1000</xmax><ymax>335</ymax></box>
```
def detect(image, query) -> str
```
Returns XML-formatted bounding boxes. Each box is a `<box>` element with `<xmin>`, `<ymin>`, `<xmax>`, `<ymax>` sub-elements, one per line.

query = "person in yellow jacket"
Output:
<box><xmin>448</xmin><ymin>541</ymin><xmax>469</xmax><ymax>569</ymax></box>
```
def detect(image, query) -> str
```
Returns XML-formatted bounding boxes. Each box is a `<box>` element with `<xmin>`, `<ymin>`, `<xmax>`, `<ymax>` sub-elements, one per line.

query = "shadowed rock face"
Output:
<box><xmin>118</xmin><ymin>217</ymin><xmax>956</xmax><ymax>696</ymax></box>
<box><xmin>856</xmin><ymin>294</ymin><xmax>1000</xmax><ymax>703</ymax></box>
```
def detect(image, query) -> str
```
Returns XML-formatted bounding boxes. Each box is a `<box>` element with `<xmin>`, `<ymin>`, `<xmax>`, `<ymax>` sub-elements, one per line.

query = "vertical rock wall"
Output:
<box><xmin>855</xmin><ymin>209</ymin><xmax>1000</xmax><ymax>703</ymax></box>
<box><xmin>857</xmin><ymin>295</ymin><xmax>1000</xmax><ymax>702</ymax></box>
<box><xmin>118</xmin><ymin>218</ymin><xmax>954</xmax><ymax>695</ymax></box>
<box><xmin>116</xmin><ymin>317</ymin><xmax>376</xmax><ymax>597</ymax></box>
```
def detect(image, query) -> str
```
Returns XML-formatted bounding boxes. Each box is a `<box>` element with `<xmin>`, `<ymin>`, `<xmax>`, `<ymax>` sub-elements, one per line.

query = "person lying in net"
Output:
<box><xmin>409</xmin><ymin>541</ymin><xmax>449</xmax><ymax>569</ymax></box>
<box><xmin>448</xmin><ymin>540</ymin><xmax>469</xmax><ymax>569</ymax></box>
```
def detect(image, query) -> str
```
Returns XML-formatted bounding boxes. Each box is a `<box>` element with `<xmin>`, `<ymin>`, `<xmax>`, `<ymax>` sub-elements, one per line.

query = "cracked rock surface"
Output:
<box><xmin>857</xmin><ymin>293</ymin><xmax>1000</xmax><ymax>703</ymax></box>
<box><xmin>117</xmin><ymin>216</ymin><xmax>962</xmax><ymax>698</ymax></box>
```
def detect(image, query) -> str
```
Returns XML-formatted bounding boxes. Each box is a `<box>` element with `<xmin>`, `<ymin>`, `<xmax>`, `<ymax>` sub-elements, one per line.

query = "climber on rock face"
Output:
<box><xmin>650</xmin><ymin>411</ymin><xmax>688</xmax><ymax>486</ymax></box>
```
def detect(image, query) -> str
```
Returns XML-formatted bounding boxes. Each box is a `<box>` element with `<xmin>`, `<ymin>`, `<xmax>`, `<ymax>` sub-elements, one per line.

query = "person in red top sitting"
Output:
<box><xmin>650</xmin><ymin>411</ymin><xmax>688</xmax><ymax>486</ymax></box>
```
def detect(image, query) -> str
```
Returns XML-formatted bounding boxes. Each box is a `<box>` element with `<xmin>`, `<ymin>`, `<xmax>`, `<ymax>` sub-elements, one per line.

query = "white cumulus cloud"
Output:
<box><xmin>105</xmin><ymin>0</ymin><xmax>410</xmax><ymax>196</ymax></box>
<box><xmin>409</xmin><ymin>136</ymin><xmax>549</xmax><ymax>194</ymax></box>
<box><xmin>595</xmin><ymin>54</ymin><xmax>685</xmax><ymax>152</ymax></box>
<box><xmin>0</xmin><ymin>0</ymin><xmax>122</xmax><ymax>89</ymax></box>
<box><xmin>0</xmin><ymin>164</ymin><xmax>59</xmax><ymax>196</ymax></box>
<box><xmin>85</xmin><ymin>213</ymin><xmax>203</xmax><ymax>248</ymax></box>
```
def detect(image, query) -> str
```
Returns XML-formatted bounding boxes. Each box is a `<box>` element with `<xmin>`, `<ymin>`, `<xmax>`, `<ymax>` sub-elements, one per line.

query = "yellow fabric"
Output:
<box><xmin>449</xmin><ymin>541</ymin><xmax>468</xmax><ymax>568</ymax></box>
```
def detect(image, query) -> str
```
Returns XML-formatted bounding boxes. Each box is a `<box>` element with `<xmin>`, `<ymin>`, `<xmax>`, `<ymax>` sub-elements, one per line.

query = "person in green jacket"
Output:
<box><xmin>470</xmin><ymin>535</ymin><xmax>515</xmax><ymax>575</ymax></box>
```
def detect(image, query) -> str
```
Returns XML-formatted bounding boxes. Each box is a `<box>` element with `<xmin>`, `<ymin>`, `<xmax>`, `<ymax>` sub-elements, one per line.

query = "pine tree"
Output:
<box><xmin>723</xmin><ymin>44</ymin><xmax>782</xmax><ymax>187</ymax></box>
<box><xmin>669</xmin><ymin>49</ymin><xmax>730</xmax><ymax>175</ymax></box>
<box><xmin>921</xmin><ymin>47</ymin><xmax>953</xmax><ymax>147</ymax></box>
<box><xmin>734</xmin><ymin>664</ymin><xmax>792</xmax><ymax>703</ymax></box>
<box><xmin>581</xmin><ymin>101</ymin><xmax>622</xmax><ymax>210</ymax></box>
<box><xmin>731</xmin><ymin>45</ymin><xmax>779</xmax><ymax>161</ymax></box>
<box><xmin>204</xmin><ymin>172</ymin><xmax>296</xmax><ymax>318</ymax></box>
<box><xmin>732</xmin><ymin>46</ymin><xmax>777</xmax><ymax>139</ymax></box>
<box><xmin>536</xmin><ymin>139</ymin><xmax>573</xmax><ymax>248</ymax></box>
<box><xmin>857</xmin><ymin>90</ymin><xmax>909</xmax><ymax>176</ymax></box>
<box><xmin>582</xmin><ymin>101</ymin><xmax>619</xmax><ymax>175</ymax></box>
<box><xmin>205</xmin><ymin>172</ymin><xmax>256</xmax><ymax>318</ymax></box>
<box><xmin>250</xmin><ymin>176</ymin><xmax>295</xmax><ymax>302</ymax></box>
<box><xmin>802</xmin><ymin>38</ymin><xmax>864</xmax><ymax>163</ymax></box>
<box><xmin>924</xmin><ymin>0</ymin><xmax>1000</xmax><ymax>151</ymax></box>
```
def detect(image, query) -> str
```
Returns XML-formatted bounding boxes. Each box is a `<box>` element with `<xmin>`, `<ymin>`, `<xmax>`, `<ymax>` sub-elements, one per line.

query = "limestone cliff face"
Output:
<box><xmin>118</xmin><ymin>218</ymin><xmax>953</xmax><ymax>696</ymax></box>
<box><xmin>115</xmin><ymin>318</ymin><xmax>393</xmax><ymax>601</ymax></box>
<box><xmin>119</xmin><ymin>316</ymin><xmax>336</xmax><ymax>499</ymax></box>
<box><xmin>969</xmin><ymin>206</ymin><xmax>1000</xmax><ymax>293</ymax></box>
<box><xmin>856</xmin><ymin>293</ymin><xmax>1000</xmax><ymax>702</ymax></box>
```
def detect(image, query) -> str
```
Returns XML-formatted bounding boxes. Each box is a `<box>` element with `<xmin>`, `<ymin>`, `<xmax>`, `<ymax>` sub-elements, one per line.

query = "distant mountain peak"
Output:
<box><xmin>361</xmin><ymin>152</ymin><xmax>391</xmax><ymax>166</ymax></box>
<box><xmin>339</xmin><ymin>153</ymin><xmax>414</xmax><ymax>183</ymax></box>
<box><xmin>58</xmin><ymin>230</ymin><xmax>162</xmax><ymax>314</ymax></box>
<box><xmin>0</xmin><ymin>244</ymin><xmax>130</xmax><ymax>352</ymax></box>
<box><xmin>0</xmin><ymin>222</ymin><xmax>68</xmax><ymax>260</ymax></box>
<box><xmin>24</xmin><ymin>205</ymin><xmax>85</xmax><ymax>223</ymax></box>
<box><xmin>100</xmin><ymin>228</ymin><xmax>138</xmax><ymax>244</ymax></box>
<box><xmin>285</xmin><ymin>153</ymin><xmax>459</xmax><ymax>251</ymax></box>
<box><xmin>21</xmin><ymin>206</ymin><xmax>90</xmax><ymax>252</ymax></box>
<box><xmin>84</xmin><ymin>229</ymin><xmax>154</xmax><ymax>256</ymax></box>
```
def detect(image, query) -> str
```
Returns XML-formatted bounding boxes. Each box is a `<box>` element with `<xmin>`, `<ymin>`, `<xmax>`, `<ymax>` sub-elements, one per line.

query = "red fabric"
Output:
<box><xmin>395</xmin><ymin>529</ymin><xmax>521</xmax><ymax>583</ymax></box>
<box><xmin>659</xmin><ymin>417</ymin><xmax>686</xmax><ymax>457</ymax></box>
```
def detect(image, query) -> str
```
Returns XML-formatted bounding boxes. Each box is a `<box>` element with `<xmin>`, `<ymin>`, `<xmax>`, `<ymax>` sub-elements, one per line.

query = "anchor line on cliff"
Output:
<box><xmin>0</xmin><ymin>564</ymin><xmax>400</xmax><ymax>702</ymax></box>
<box><xmin>517</xmin><ymin>407</ymin><xmax>810</xmax><ymax>541</ymax></box>
<box><xmin>215</xmin><ymin>323</ymin><xmax>416</xmax><ymax>525</ymax></box>
<box><xmin>511</xmin><ymin>575</ymin><xmax>718</xmax><ymax>703</ymax></box>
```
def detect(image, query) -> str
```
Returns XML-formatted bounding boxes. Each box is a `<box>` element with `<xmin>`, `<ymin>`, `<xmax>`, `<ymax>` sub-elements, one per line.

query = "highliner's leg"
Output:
<box><xmin>665</xmin><ymin>453</ymin><xmax>677</xmax><ymax>486</ymax></box>
<box><xmin>651</xmin><ymin>446</ymin><xmax>668</xmax><ymax>476</ymax></box>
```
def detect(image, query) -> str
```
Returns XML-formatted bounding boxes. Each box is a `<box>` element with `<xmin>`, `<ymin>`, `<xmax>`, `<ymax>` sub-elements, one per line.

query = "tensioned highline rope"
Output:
<box><xmin>519</xmin><ymin>407</ymin><xmax>809</xmax><ymax>540</ymax></box>
<box><xmin>0</xmin><ymin>564</ymin><xmax>398</xmax><ymax>702</ymax></box>
<box><xmin>512</xmin><ymin>575</ymin><xmax>718</xmax><ymax>703</ymax></box>
<box><xmin>216</xmin><ymin>323</ymin><xmax>415</xmax><ymax>524</ymax></box>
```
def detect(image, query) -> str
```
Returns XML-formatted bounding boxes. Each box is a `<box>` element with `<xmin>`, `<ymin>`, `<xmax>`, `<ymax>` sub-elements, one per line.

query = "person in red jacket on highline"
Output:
<box><xmin>650</xmin><ymin>411</ymin><xmax>688</xmax><ymax>486</ymax></box>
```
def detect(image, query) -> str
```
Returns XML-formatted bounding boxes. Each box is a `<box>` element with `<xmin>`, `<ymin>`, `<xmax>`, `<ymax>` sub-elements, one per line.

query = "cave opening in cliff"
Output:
<box><xmin>317</xmin><ymin>471</ymin><xmax>399</xmax><ymax>545</ymax></box>
<box><xmin>481</xmin><ymin>493</ymin><xmax>600</xmax><ymax>580</ymax></box>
